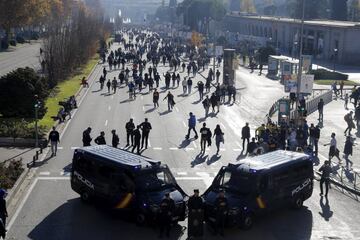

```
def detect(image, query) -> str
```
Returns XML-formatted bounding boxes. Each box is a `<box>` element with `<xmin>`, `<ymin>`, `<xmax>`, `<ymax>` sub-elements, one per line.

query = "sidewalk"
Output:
<box><xmin>307</xmin><ymin>94</ymin><xmax>360</xmax><ymax>193</ymax></box>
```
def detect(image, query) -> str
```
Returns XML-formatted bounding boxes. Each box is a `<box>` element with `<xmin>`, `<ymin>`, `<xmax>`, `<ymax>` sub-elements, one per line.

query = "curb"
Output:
<box><xmin>5</xmin><ymin>165</ymin><xmax>31</xmax><ymax>205</ymax></box>
<box><xmin>314</xmin><ymin>170</ymin><xmax>360</xmax><ymax>196</ymax></box>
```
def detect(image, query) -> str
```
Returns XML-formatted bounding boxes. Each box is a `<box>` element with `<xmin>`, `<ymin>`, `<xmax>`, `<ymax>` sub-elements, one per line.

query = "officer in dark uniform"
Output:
<box><xmin>140</xmin><ymin>118</ymin><xmax>152</xmax><ymax>149</ymax></box>
<box><xmin>158</xmin><ymin>192</ymin><xmax>175</xmax><ymax>238</ymax></box>
<box><xmin>94</xmin><ymin>131</ymin><xmax>106</xmax><ymax>145</ymax></box>
<box><xmin>214</xmin><ymin>190</ymin><xmax>228</xmax><ymax>236</ymax></box>
<box><xmin>132</xmin><ymin>126</ymin><xmax>141</xmax><ymax>154</ymax></box>
<box><xmin>82</xmin><ymin>127</ymin><xmax>92</xmax><ymax>146</ymax></box>
<box><xmin>188</xmin><ymin>189</ymin><xmax>204</xmax><ymax>238</ymax></box>
<box><xmin>125</xmin><ymin>118</ymin><xmax>135</xmax><ymax>146</ymax></box>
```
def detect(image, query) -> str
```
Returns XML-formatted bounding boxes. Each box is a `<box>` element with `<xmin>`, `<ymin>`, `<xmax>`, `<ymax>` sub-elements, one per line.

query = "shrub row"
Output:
<box><xmin>310</xmin><ymin>69</ymin><xmax>349</xmax><ymax>80</ymax></box>
<box><xmin>0</xmin><ymin>159</ymin><xmax>24</xmax><ymax>189</ymax></box>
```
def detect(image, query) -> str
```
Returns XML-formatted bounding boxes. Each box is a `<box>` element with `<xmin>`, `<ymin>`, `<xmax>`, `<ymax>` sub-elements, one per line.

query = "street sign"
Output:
<box><xmin>284</xmin><ymin>74</ymin><xmax>297</xmax><ymax>93</ymax></box>
<box><xmin>300</xmin><ymin>74</ymin><xmax>314</xmax><ymax>94</ymax></box>
<box><xmin>302</xmin><ymin>55</ymin><xmax>312</xmax><ymax>73</ymax></box>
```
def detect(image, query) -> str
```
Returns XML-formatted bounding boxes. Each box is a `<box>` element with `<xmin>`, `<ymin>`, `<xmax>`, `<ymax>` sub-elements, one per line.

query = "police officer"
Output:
<box><xmin>125</xmin><ymin>118</ymin><xmax>135</xmax><ymax>146</ymax></box>
<box><xmin>319</xmin><ymin>160</ymin><xmax>332</xmax><ymax>197</ymax></box>
<box><xmin>158</xmin><ymin>192</ymin><xmax>175</xmax><ymax>238</ymax></box>
<box><xmin>214</xmin><ymin>190</ymin><xmax>228</xmax><ymax>236</ymax></box>
<box><xmin>111</xmin><ymin>129</ymin><xmax>119</xmax><ymax>148</ymax></box>
<box><xmin>140</xmin><ymin>118</ymin><xmax>152</xmax><ymax>149</ymax></box>
<box><xmin>132</xmin><ymin>126</ymin><xmax>141</xmax><ymax>154</ymax></box>
<box><xmin>82</xmin><ymin>127</ymin><xmax>92</xmax><ymax>146</ymax></box>
<box><xmin>48</xmin><ymin>126</ymin><xmax>60</xmax><ymax>156</ymax></box>
<box><xmin>188</xmin><ymin>189</ymin><xmax>204</xmax><ymax>238</ymax></box>
<box><xmin>94</xmin><ymin>131</ymin><xmax>106</xmax><ymax>145</ymax></box>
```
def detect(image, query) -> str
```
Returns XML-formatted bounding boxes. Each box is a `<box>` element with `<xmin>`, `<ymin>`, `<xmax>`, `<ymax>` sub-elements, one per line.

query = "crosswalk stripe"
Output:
<box><xmin>153</xmin><ymin>147</ymin><xmax>162</xmax><ymax>150</ymax></box>
<box><xmin>169</xmin><ymin>147</ymin><xmax>178</xmax><ymax>150</ymax></box>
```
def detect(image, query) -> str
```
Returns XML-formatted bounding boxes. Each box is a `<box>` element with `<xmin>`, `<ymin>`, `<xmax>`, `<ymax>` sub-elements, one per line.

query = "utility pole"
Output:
<box><xmin>34</xmin><ymin>95</ymin><xmax>40</xmax><ymax>148</ymax></box>
<box><xmin>295</xmin><ymin>0</ymin><xmax>306</xmax><ymax>125</ymax></box>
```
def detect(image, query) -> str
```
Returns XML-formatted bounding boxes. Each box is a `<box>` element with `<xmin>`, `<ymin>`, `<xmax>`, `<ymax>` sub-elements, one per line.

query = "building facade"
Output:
<box><xmin>223</xmin><ymin>13</ymin><xmax>360</xmax><ymax>65</ymax></box>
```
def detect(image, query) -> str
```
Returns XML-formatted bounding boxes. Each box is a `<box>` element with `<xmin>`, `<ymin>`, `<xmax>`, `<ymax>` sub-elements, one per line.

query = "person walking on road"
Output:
<box><xmin>216</xmin><ymin>69</ymin><xmax>220</xmax><ymax>83</ymax></box>
<box><xmin>49</xmin><ymin>126</ymin><xmax>60</xmax><ymax>156</ymax></box>
<box><xmin>186</xmin><ymin>112</ymin><xmax>198</xmax><ymax>139</ymax></box>
<box><xmin>214</xmin><ymin>190</ymin><xmax>228</xmax><ymax>236</ymax></box>
<box><xmin>324</xmin><ymin>133</ymin><xmax>341</xmax><ymax>163</ymax></box>
<box><xmin>319</xmin><ymin>161</ymin><xmax>332</xmax><ymax>197</ymax></box>
<box><xmin>95</xmin><ymin>131</ymin><xmax>106</xmax><ymax>145</ymax></box>
<box><xmin>158</xmin><ymin>192</ymin><xmax>175</xmax><ymax>238</ymax></box>
<box><xmin>125</xmin><ymin>119</ymin><xmax>135</xmax><ymax>147</ymax></box>
<box><xmin>187</xmin><ymin>77</ymin><xmax>193</xmax><ymax>95</ymax></box>
<box><xmin>0</xmin><ymin>189</ymin><xmax>8</xmax><ymax>231</ymax></box>
<box><xmin>214</xmin><ymin>124</ymin><xmax>224</xmax><ymax>155</ymax></box>
<box><xmin>202</xmin><ymin>96</ymin><xmax>210</xmax><ymax>118</ymax></box>
<box><xmin>241</xmin><ymin>123</ymin><xmax>250</xmax><ymax>152</ymax></box>
<box><xmin>344</xmin><ymin>93</ymin><xmax>349</xmax><ymax>110</ymax></box>
<box><xmin>140</xmin><ymin>118</ymin><xmax>152</xmax><ymax>149</ymax></box>
<box><xmin>163</xmin><ymin>91</ymin><xmax>175</xmax><ymax>111</ymax></box>
<box><xmin>343</xmin><ymin>136</ymin><xmax>354</xmax><ymax>169</ymax></box>
<box><xmin>197</xmin><ymin>81</ymin><xmax>204</xmax><ymax>100</ymax></box>
<box><xmin>132</xmin><ymin>126</ymin><xmax>141</xmax><ymax>154</ymax></box>
<box><xmin>82</xmin><ymin>127</ymin><xmax>92</xmax><ymax>146</ymax></box>
<box><xmin>182</xmin><ymin>77</ymin><xmax>187</xmax><ymax>95</ymax></box>
<box><xmin>112</xmin><ymin>77</ymin><xmax>117</xmax><ymax>93</ymax></box>
<box><xmin>106</xmin><ymin>79</ymin><xmax>111</xmax><ymax>93</ymax></box>
<box><xmin>153</xmin><ymin>88</ymin><xmax>160</xmax><ymax>108</ymax></box>
<box><xmin>200</xmin><ymin>123</ymin><xmax>211</xmax><ymax>154</ymax></box>
<box><xmin>344</xmin><ymin>111</ymin><xmax>355</xmax><ymax>136</ymax></box>
<box><xmin>111</xmin><ymin>129</ymin><xmax>119</xmax><ymax>148</ymax></box>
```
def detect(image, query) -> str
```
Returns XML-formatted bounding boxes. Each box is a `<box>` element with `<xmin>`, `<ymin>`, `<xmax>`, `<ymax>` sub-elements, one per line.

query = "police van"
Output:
<box><xmin>71</xmin><ymin>145</ymin><xmax>187</xmax><ymax>225</ymax></box>
<box><xmin>203</xmin><ymin>150</ymin><xmax>313</xmax><ymax>229</ymax></box>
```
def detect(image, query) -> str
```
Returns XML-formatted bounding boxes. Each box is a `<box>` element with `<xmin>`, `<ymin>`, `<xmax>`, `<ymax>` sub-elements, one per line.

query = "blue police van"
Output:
<box><xmin>71</xmin><ymin>145</ymin><xmax>187</xmax><ymax>225</ymax></box>
<box><xmin>203</xmin><ymin>150</ymin><xmax>313</xmax><ymax>229</ymax></box>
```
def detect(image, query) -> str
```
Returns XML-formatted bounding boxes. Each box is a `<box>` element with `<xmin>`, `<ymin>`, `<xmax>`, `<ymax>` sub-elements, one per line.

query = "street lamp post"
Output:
<box><xmin>333</xmin><ymin>48</ymin><xmax>338</xmax><ymax>72</ymax></box>
<box><xmin>34</xmin><ymin>95</ymin><xmax>40</xmax><ymax>148</ymax></box>
<box><xmin>295</xmin><ymin>0</ymin><xmax>306</xmax><ymax>125</ymax></box>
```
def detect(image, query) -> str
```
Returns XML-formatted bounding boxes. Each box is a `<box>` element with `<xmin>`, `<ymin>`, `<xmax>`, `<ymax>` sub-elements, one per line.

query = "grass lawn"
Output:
<box><xmin>314</xmin><ymin>79</ymin><xmax>359</xmax><ymax>86</ymax></box>
<box><xmin>38</xmin><ymin>57</ymin><xmax>99</xmax><ymax>130</ymax></box>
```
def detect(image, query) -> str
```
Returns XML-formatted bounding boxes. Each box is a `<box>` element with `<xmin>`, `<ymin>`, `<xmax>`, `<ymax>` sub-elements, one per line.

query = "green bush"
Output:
<box><xmin>310</xmin><ymin>69</ymin><xmax>348</xmax><ymax>80</ymax></box>
<box><xmin>9</xmin><ymin>39</ymin><xmax>17</xmax><ymax>46</ymax></box>
<box><xmin>16</xmin><ymin>36</ymin><xmax>26</xmax><ymax>44</ymax></box>
<box><xmin>1</xmin><ymin>39</ymin><xmax>9</xmax><ymax>49</ymax></box>
<box><xmin>258</xmin><ymin>46</ymin><xmax>276</xmax><ymax>64</ymax></box>
<box><xmin>0</xmin><ymin>159</ymin><xmax>24</xmax><ymax>190</ymax></box>
<box><xmin>0</xmin><ymin>119</ymin><xmax>46</xmax><ymax>139</ymax></box>
<box><xmin>0</xmin><ymin>67</ymin><xmax>49</xmax><ymax>118</ymax></box>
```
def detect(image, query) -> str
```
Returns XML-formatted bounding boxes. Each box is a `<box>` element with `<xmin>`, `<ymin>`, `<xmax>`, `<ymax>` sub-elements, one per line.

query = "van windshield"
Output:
<box><xmin>219</xmin><ymin>170</ymin><xmax>256</xmax><ymax>194</ymax></box>
<box><xmin>135</xmin><ymin>169</ymin><xmax>175</xmax><ymax>191</ymax></box>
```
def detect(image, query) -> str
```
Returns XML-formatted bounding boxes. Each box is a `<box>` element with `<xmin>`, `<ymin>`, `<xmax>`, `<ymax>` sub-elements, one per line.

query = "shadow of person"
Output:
<box><xmin>319</xmin><ymin>196</ymin><xmax>333</xmax><ymax>221</ymax></box>
<box><xmin>207</xmin><ymin>154</ymin><xmax>221</xmax><ymax>165</ymax></box>
<box><xmin>197</xmin><ymin>117</ymin><xmax>206</xmax><ymax>123</ymax></box>
<box><xmin>192</xmin><ymin>99</ymin><xmax>201</xmax><ymax>105</ymax></box>
<box><xmin>145</xmin><ymin>107</ymin><xmax>156</xmax><ymax>114</ymax></box>
<box><xmin>159</xmin><ymin>110</ymin><xmax>171</xmax><ymax>116</ymax></box>
<box><xmin>179</xmin><ymin>139</ymin><xmax>191</xmax><ymax>149</ymax></box>
<box><xmin>191</xmin><ymin>153</ymin><xmax>208</xmax><ymax>167</ymax></box>
<box><xmin>236</xmin><ymin>150</ymin><xmax>248</xmax><ymax>161</ymax></box>
<box><xmin>344</xmin><ymin>169</ymin><xmax>355</xmax><ymax>183</ymax></box>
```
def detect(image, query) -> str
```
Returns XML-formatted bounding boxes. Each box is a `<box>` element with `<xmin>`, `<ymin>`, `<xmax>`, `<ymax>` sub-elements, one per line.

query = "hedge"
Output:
<box><xmin>310</xmin><ymin>69</ymin><xmax>348</xmax><ymax>80</ymax></box>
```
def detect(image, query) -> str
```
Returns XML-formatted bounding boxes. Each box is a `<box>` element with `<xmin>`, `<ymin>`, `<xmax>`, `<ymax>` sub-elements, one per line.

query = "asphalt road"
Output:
<box><xmin>6</xmin><ymin>41</ymin><xmax>360</xmax><ymax>240</ymax></box>
<box><xmin>0</xmin><ymin>42</ymin><xmax>41</xmax><ymax>77</ymax></box>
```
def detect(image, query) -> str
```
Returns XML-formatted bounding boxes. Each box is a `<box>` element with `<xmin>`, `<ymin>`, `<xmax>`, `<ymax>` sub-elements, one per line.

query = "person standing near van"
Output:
<box><xmin>111</xmin><ymin>130</ymin><xmax>119</xmax><ymax>148</ymax></box>
<box><xmin>241</xmin><ymin>123</ymin><xmax>250</xmax><ymax>151</ymax></box>
<box><xmin>214</xmin><ymin>190</ymin><xmax>228</xmax><ymax>236</ymax></box>
<box><xmin>318</xmin><ymin>99</ymin><xmax>324</xmax><ymax>122</ymax></box>
<box><xmin>125</xmin><ymin>119</ymin><xmax>135</xmax><ymax>147</ymax></box>
<box><xmin>140</xmin><ymin>118</ymin><xmax>152</xmax><ymax>149</ymax></box>
<box><xmin>319</xmin><ymin>161</ymin><xmax>332</xmax><ymax>197</ymax></box>
<box><xmin>158</xmin><ymin>192</ymin><xmax>175</xmax><ymax>238</ymax></box>
<box><xmin>132</xmin><ymin>126</ymin><xmax>141</xmax><ymax>154</ymax></box>
<box><xmin>343</xmin><ymin>136</ymin><xmax>354</xmax><ymax>169</ymax></box>
<box><xmin>49</xmin><ymin>126</ymin><xmax>60</xmax><ymax>156</ymax></box>
<box><xmin>94</xmin><ymin>131</ymin><xmax>106</xmax><ymax>145</ymax></box>
<box><xmin>188</xmin><ymin>189</ymin><xmax>204</xmax><ymax>238</ymax></box>
<box><xmin>0</xmin><ymin>189</ymin><xmax>8</xmax><ymax>230</ymax></box>
<box><xmin>82</xmin><ymin>127</ymin><xmax>92</xmax><ymax>146</ymax></box>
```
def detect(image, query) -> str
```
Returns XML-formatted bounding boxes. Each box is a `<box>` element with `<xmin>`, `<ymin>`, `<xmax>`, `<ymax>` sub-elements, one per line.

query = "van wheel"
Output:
<box><xmin>80</xmin><ymin>191</ymin><xmax>91</xmax><ymax>203</ymax></box>
<box><xmin>241</xmin><ymin>214</ymin><xmax>254</xmax><ymax>230</ymax></box>
<box><xmin>136</xmin><ymin>213</ymin><xmax>146</xmax><ymax>226</ymax></box>
<box><xmin>293</xmin><ymin>196</ymin><xmax>303</xmax><ymax>209</ymax></box>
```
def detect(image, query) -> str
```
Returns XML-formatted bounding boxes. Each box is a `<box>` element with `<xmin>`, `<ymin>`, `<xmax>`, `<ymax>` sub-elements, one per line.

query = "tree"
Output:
<box><xmin>331</xmin><ymin>0</ymin><xmax>348</xmax><ymax>20</ymax></box>
<box><xmin>0</xmin><ymin>0</ymin><xmax>50</xmax><ymax>41</ymax></box>
<box><xmin>241</xmin><ymin>0</ymin><xmax>256</xmax><ymax>13</ymax></box>
<box><xmin>0</xmin><ymin>67</ymin><xmax>48</xmax><ymax>118</ymax></box>
<box><xmin>349</xmin><ymin>0</ymin><xmax>360</xmax><ymax>21</ymax></box>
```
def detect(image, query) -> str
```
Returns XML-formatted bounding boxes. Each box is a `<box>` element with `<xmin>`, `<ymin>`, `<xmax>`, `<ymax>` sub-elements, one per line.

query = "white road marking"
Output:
<box><xmin>169</xmin><ymin>147</ymin><xmax>178</xmax><ymax>151</ymax></box>
<box><xmin>220</xmin><ymin>123</ymin><xmax>226</xmax><ymax>130</ymax></box>
<box><xmin>220</xmin><ymin>148</ymin><xmax>226</xmax><ymax>151</ymax></box>
<box><xmin>60</xmin><ymin>171</ymin><xmax>71</xmax><ymax>176</ymax></box>
<box><xmin>148</xmin><ymin>140</ymin><xmax>152</xmax><ymax>147</ymax></box>
<box><xmin>39</xmin><ymin>171</ymin><xmax>50</xmax><ymax>176</ymax></box>
<box><xmin>185</xmin><ymin>147</ymin><xmax>194</xmax><ymax>151</ymax></box>
<box><xmin>57</xmin><ymin>147</ymin><xmax>64</xmax><ymax>150</ymax></box>
<box><xmin>111</xmin><ymin>95</ymin><xmax>114</xmax><ymax>99</ymax></box>
<box><xmin>192</xmin><ymin>141</ymin><xmax>197</xmax><ymax>148</ymax></box>
<box><xmin>71</xmin><ymin>147</ymin><xmax>79</xmax><ymax>150</ymax></box>
<box><xmin>233</xmin><ymin>148</ymin><xmax>242</xmax><ymax>152</ymax></box>
<box><xmin>182</xmin><ymin>121</ymin><xmax>187</xmax><ymax>127</ymax></box>
<box><xmin>142</xmin><ymin>106</ymin><xmax>145</xmax><ymax>111</ymax></box>
<box><xmin>141</xmin><ymin>96</ymin><xmax>144</xmax><ymax>100</ymax></box>
<box><xmin>177</xmin><ymin>172</ymin><xmax>188</xmax><ymax>175</ymax></box>
<box><xmin>105</xmin><ymin>120</ymin><xmax>108</xmax><ymax>126</ymax></box>
<box><xmin>153</xmin><ymin>147</ymin><xmax>162</xmax><ymax>150</ymax></box>
<box><xmin>108</xmin><ymin>106</ymin><xmax>111</xmax><ymax>111</ymax></box>
<box><xmin>196</xmin><ymin>172</ymin><xmax>213</xmax><ymax>187</ymax></box>
<box><xmin>175</xmin><ymin>107</ymin><xmax>179</xmax><ymax>112</ymax></box>
<box><xmin>175</xmin><ymin>177</ymin><xmax>205</xmax><ymax>181</ymax></box>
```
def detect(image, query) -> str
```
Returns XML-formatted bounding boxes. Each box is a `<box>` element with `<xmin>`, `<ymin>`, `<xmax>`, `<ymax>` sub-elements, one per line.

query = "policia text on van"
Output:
<box><xmin>71</xmin><ymin>145</ymin><xmax>187</xmax><ymax>225</ymax></box>
<box><xmin>203</xmin><ymin>150</ymin><xmax>314</xmax><ymax>229</ymax></box>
